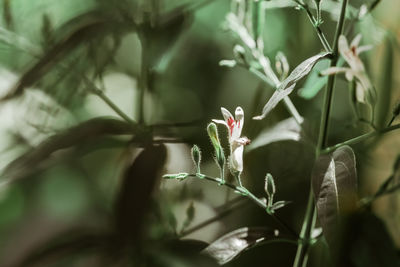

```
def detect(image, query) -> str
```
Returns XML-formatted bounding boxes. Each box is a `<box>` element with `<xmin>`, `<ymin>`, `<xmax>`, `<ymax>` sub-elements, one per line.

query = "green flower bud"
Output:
<box><xmin>264</xmin><ymin>173</ymin><xmax>276</xmax><ymax>206</ymax></box>
<box><xmin>191</xmin><ymin>145</ymin><xmax>202</xmax><ymax>173</ymax></box>
<box><xmin>207</xmin><ymin>123</ymin><xmax>226</xmax><ymax>172</ymax></box>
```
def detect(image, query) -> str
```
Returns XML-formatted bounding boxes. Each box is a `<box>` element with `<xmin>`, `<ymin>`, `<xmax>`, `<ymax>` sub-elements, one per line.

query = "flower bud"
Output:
<box><xmin>191</xmin><ymin>145</ymin><xmax>202</xmax><ymax>173</ymax></box>
<box><xmin>264</xmin><ymin>173</ymin><xmax>276</xmax><ymax>206</ymax></box>
<box><xmin>207</xmin><ymin>123</ymin><xmax>226</xmax><ymax>171</ymax></box>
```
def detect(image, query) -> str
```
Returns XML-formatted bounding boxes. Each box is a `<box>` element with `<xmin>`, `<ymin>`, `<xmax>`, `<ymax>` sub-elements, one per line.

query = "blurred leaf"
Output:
<box><xmin>13</xmin><ymin>228</ymin><xmax>113</xmax><ymax>267</ymax></box>
<box><xmin>114</xmin><ymin>144</ymin><xmax>167</xmax><ymax>245</ymax></box>
<box><xmin>202</xmin><ymin>227</ymin><xmax>283</xmax><ymax>265</ymax></box>
<box><xmin>181</xmin><ymin>201</ymin><xmax>195</xmax><ymax>232</ymax></box>
<box><xmin>251</xmin><ymin>0</ymin><xmax>263</xmax><ymax>41</ymax></box>
<box><xmin>247</xmin><ymin>117</ymin><xmax>303</xmax><ymax>151</ymax></box>
<box><xmin>0</xmin><ymin>185</ymin><xmax>24</xmax><ymax>227</ymax></box>
<box><xmin>38</xmin><ymin>166</ymin><xmax>89</xmax><ymax>219</ymax></box>
<box><xmin>263</xmin><ymin>0</ymin><xmax>358</xmax><ymax>20</ymax></box>
<box><xmin>312</xmin><ymin>145</ymin><xmax>358</xmax><ymax>246</ymax></box>
<box><xmin>140</xmin><ymin>6</ymin><xmax>193</xmax><ymax>74</ymax></box>
<box><xmin>253</xmin><ymin>52</ymin><xmax>331</xmax><ymax>120</ymax></box>
<box><xmin>333</xmin><ymin>212</ymin><xmax>399</xmax><ymax>267</ymax></box>
<box><xmin>375</xmin><ymin>38</ymin><xmax>394</xmax><ymax>129</ymax></box>
<box><xmin>1</xmin><ymin>9</ymin><xmax>134</xmax><ymax>101</ymax></box>
<box><xmin>1</xmin><ymin>117</ymin><xmax>137</xmax><ymax>184</ymax></box>
<box><xmin>2</xmin><ymin>0</ymin><xmax>13</xmax><ymax>29</ymax></box>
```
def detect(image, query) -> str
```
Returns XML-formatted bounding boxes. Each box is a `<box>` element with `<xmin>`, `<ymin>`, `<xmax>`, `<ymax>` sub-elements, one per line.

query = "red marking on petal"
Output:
<box><xmin>351</xmin><ymin>46</ymin><xmax>357</xmax><ymax>55</ymax></box>
<box><xmin>227</xmin><ymin>117</ymin><xmax>235</xmax><ymax>135</ymax></box>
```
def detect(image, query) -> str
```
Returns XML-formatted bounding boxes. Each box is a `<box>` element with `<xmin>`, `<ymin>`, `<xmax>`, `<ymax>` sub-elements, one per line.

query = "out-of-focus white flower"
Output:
<box><xmin>213</xmin><ymin>107</ymin><xmax>250</xmax><ymax>172</ymax></box>
<box><xmin>321</xmin><ymin>34</ymin><xmax>375</xmax><ymax>105</ymax></box>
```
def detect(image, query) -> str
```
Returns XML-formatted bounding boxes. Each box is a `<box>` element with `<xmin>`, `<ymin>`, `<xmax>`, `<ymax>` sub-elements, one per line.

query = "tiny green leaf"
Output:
<box><xmin>191</xmin><ymin>145</ymin><xmax>202</xmax><ymax>173</ymax></box>
<box><xmin>264</xmin><ymin>173</ymin><xmax>276</xmax><ymax>206</ymax></box>
<box><xmin>163</xmin><ymin>173</ymin><xmax>189</xmax><ymax>181</ymax></box>
<box><xmin>219</xmin><ymin>59</ymin><xmax>237</xmax><ymax>68</ymax></box>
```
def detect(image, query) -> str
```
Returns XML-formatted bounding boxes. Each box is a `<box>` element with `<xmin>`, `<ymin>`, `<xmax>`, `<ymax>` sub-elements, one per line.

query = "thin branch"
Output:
<box><xmin>294</xmin><ymin>1</ymin><xmax>348</xmax><ymax>267</ymax></box>
<box><xmin>180</xmin><ymin>198</ymin><xmax>246</xmax><ymax>237</ymax></box>
<box><xmin>323</xmin><ymin>123</ymin><xmax>400</xmax><ymax>154</ymax></box>
<box><xmin>186</xmin><ymin>174</ymin><xmax>298</xmax><ymax>238</ymax></box>
<box><xmin>293</xmin><ymin>0</ymin><xmax>332</xmax><ymax>52</ymax></box>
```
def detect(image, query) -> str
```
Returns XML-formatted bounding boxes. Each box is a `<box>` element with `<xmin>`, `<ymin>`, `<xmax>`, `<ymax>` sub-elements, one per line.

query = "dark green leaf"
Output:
<box><xmin>376</xmin><ymin>38</ymin><xmax>394</xmax><ymax>129</ymax></box>
<box><xmin>312</xmin><ymin>145</ymin><xmax>358</xmax><ymax>246</ymax></box>
<box><xmin>114</xmin><ymin>144</ymin><xmax>167</xmax><ymax>245</ymax></box>
<box><xmin>1</xmin><ymin>9</ymin><xmax>133</xmax><ymax>101</ymax></box>
<box><xmin>253</xmin><ymin>52</ymin><xmax>331</xmax><ymax>120</ymax></box>
<box><xmin>202</xmin><ymin>227</ymin><xmax>283</xmax><ymax>265</ymax></box>
<box><xmin>333</xmin><ymin>212</ymin><xmax>399</xmax><ymax>267</ymax></box>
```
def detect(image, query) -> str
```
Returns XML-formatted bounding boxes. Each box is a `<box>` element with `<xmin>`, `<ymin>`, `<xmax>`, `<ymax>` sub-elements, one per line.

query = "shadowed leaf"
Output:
<box><xmin>1</xmin><ymin>117</ymin><xmax>138</xmax><ymax>184</ymax></box>
<box><xmin>202</xmin><ymin>227</ymin><xmax>284</xmax><ymax>265</ymax></box>
<box><xmin>333</xmin><ymin>212</ymin><xmax>399</xmax><ymax>267</ymax></box>
<box><xmin>312</xmin><ymin>145</ymin><xmax>358</xmax><ymax>246</ymax></box>
<box><xmin>114</xmin><ymin>144</ymin><xmax>167</xmax><ymax>246</ymax></box>
<box><xmin>1</xmin><ymin>9</ymin><xmax>134</xmax><ymax>101</ymax></box>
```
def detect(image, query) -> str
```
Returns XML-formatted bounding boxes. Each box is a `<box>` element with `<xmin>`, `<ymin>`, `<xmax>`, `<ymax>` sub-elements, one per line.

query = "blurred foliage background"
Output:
<box><xmin>0</xmin><ymin>0</ymin><xmax>399</xmax><ymax>266</ymax></box>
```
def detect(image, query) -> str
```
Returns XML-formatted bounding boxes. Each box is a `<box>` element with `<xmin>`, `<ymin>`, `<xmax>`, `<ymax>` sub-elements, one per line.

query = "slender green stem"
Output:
<box><xmin>323</xmin><ymin>123</ymin><xmax>400</xmax><ymax>154</ymax></box>
<box><xmin>138</xmin><ymin>33</ymin><xmax>149</xmax><ymax>125</ymax></box>
<box><xmin>187</xmin><ymin>174</ymin><xmax>298</xmax><ymax>238</ymax></box>
<box><xmin>84</xmin><ymin>79</ymin><xmax>137</xmax><ymax>125</ymax></box>
<box><xmin>293</xmin><ymin>0</ymin><xmax>331</xmax><ymax>52</ymax></box>
<box><xmin>180</xmin><ymin>198</ymin><xmax>246</xmax><ymax>237</ymax></box>
<box><xmin>293</xmin><ymin>1</ymin><xmax>348</xmax><ymax>267</ymax></box>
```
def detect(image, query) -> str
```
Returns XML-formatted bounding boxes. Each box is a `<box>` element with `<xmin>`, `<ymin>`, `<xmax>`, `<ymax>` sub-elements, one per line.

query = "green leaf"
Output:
<box><xmin>253</xmin><ymin>52</ymin><xmax>331</xmax><ymax>120</ymax></box>
<box><xmin>202</xmin><ymin>227</ymin><xmax>286</xmax><ymax>265</ymax></box>
<box><xmin>247</xmin><ymin>117</ymin><xmax>303</xmax><ymax>151</ymax></box>
<box><xmin>264</xmin><ymin>173</ymin><xmax>276</xmax><ymax>205</ymax></box>
<box><xmin>312</xmin><ymin>145</ymin><xmax>358</xmax><ymax>246</ymax></box>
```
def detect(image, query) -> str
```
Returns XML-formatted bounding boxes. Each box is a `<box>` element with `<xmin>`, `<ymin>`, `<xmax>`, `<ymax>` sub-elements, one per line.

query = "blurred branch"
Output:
<box><xmin>369</xmin><ymin>0</ymin><xmax>382</xmax><ymax>12</ymax></box>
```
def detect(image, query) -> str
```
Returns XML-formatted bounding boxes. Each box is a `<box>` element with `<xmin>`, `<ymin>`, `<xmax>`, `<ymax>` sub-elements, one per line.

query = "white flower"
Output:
<box><xmin>213</xmin><ymin>107</ymin><xmax>250</xmax><ymax>172</ymax></box>
<box><xmin>321</xmin><ymin>34</ymin><xmax>375</xmax><ymax>105</ymax></box>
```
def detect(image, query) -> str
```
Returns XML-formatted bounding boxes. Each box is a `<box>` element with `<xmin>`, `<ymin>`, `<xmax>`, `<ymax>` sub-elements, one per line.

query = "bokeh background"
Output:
<box><xmin>0</xmin><ymin>0</ymin><xmax>399</xmax><ymax>266</ymax></box>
